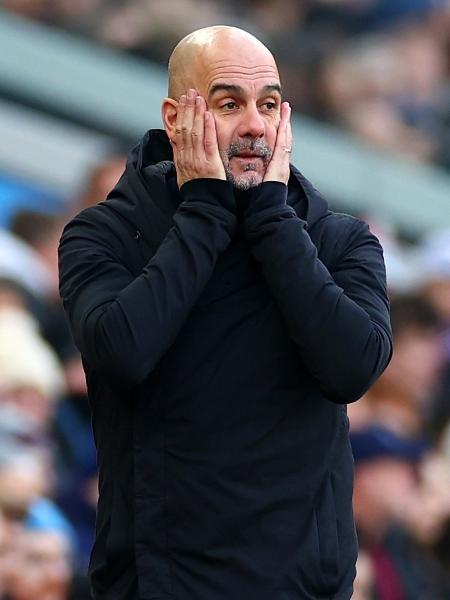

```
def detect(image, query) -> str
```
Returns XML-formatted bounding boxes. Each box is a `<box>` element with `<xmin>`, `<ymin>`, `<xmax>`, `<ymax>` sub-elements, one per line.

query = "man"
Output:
<box><xmin>59</xmin><ymin>26</ymin><xmax>392</xmax><ymax>600</ymax></box>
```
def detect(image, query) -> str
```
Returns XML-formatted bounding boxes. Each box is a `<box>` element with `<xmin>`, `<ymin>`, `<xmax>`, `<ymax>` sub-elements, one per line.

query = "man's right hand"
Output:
<box><xmin>171</xmin><ymin>89</ymin><xmax>226</xmax><ymax>188</ymax></box>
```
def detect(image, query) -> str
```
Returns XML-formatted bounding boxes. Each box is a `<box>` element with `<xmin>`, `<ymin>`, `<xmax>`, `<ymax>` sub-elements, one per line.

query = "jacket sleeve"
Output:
<box><xmin>242</xmin><ymin>181</ymin><xmax>392</xmax><ymax>404</ymax></box>
<box><xmin>59</xmin><ymin>178</ymin><xmax>236</xmax><ymax>385</ymax></box>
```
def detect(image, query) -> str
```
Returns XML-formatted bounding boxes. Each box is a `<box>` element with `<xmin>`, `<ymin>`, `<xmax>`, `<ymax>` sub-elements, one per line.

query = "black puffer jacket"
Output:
<box><xmin>59</xmin><ymin>130</ymin><xmax>392</xmax><ymax>600</ymax></box>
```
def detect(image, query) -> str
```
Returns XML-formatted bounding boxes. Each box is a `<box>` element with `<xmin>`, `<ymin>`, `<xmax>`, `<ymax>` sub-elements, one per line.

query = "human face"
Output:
<box><xmin>8</xmin><ymin>531</ymin><xmax>71</xmax><ymax>600</ymax></box>
<box><xmin>199</xmin><ymin>44</ymin><xmax>282</xmax><ymax>189</ymax></box>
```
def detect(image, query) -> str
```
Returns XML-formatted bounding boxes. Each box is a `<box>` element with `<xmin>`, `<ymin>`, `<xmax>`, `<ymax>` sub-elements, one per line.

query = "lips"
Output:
<box><xmin>234</xmin><ymin>153</ymin><xmax>262</xmax><ymax>159</ymax></box>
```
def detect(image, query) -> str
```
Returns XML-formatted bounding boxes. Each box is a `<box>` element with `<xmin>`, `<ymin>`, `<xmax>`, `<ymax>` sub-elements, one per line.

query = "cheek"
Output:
<box><xmin>213</xmin><ymin>118</ymin><xmax>233</xmax><ymax>153</ymax></box>
<box><xmin>265</xmin><ymin>119</ymin><xmax>279</xmax><ymax>149</ymax></box>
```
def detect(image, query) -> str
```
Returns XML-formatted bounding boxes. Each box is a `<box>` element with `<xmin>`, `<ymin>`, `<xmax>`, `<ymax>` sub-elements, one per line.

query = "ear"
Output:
<box><xmin>161</xmin><ymin>98</ymin><xmax>178</xmax><ymax>144</ymax></box>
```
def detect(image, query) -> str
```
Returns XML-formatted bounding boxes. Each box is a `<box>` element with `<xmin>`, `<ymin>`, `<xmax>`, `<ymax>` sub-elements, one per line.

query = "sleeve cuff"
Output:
<box><xmin>243</xmin><ymin>181</ymin><xmax>288</xmax><ymax>218</ymax></box>
<box><xmin>180</xmin><ymin>178</ymin><xmax>235</xmax><ymax>213</ymax></box>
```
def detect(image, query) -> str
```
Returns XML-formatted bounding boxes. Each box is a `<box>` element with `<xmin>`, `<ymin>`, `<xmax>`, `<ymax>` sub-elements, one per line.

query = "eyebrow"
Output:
<box><xmin>208</xmin><ymin>83</ymin><xmax>282</xmax><ymax>98</ymax></box>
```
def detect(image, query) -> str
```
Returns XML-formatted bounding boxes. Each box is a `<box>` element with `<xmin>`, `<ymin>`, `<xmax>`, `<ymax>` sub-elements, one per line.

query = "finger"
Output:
<box><xmin>275</xmin><ymin>102</ymin><xmax>291</xmax><ymax>157</ymax></box>
<box><xmin>175</xmin><ymin>95</ymin><xmax>186</xmax><ymax>152</ymax></box>
<box><xmin>280</xmin><ymin>103</ymin><xmax>292</xmax><ymax>177</ymax></box>
<box><xmin>280</xmin><ymin>101</ymin><xmax>290</xmax><ymax>148</ymax></box>
<box><xmin>181</xmin><ymin>88</ymin><xmax>197</xmax><ymax>157</ymax></box>
<box><xmin>204</xmin><ymin>111</ymin><xmax>219</xmax><ymax>158</ymax></box>
<box><xmin>286</xmin><ymin>112</ymin><xmax>293</xmax><ymax>156</ymax></box>
<box><xmin>285</xmin><ymin>102</ymin><xmax>292</xmax><ymax>155</ymax></box>
<box><xmin>192</xmin><ymin>95</ymin><xmax>205</xmax><ymax>155</ymax></box>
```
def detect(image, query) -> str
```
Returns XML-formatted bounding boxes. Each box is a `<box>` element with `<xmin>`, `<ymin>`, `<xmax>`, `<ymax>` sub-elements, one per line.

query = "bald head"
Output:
<box><xmin>167</xmin><ymin>26</ymin><xmax>278</xmax><ymax>99</ymax></box>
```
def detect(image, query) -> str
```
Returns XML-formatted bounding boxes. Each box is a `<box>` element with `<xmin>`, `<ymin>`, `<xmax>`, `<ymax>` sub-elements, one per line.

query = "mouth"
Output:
<box><xmin>233</xmin><ymin>153</ymin><xmax>263</xmax><ymax>160</ymax></box>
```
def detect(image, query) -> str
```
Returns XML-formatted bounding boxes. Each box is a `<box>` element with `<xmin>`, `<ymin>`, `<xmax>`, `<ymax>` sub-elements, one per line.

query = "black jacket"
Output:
<box><xmin>59</xmin><ymin>130</ymin><xmax>392</xmax><ymax>600</ymax></box>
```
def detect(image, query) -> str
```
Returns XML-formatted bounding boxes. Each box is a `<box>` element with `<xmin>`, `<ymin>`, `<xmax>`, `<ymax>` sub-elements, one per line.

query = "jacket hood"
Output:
<box><xmin>106</xmin><ymin>129</ymin><xmax>329</xmax><ymax>237</ymax></box>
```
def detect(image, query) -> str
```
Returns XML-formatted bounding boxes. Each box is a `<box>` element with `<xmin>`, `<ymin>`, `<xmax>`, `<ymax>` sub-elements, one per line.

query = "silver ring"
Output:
<box><xmin>283</xmin><ymin>147</ymin><xmax>292</xmax><ymax>153</ymax></box>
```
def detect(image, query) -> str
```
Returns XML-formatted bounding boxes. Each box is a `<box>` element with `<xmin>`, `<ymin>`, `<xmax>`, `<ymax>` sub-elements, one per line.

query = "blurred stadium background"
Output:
<box><xmin>0</xmin><ymin>1</ymin><xmax>449</xmax><ymax>599</ymax></box>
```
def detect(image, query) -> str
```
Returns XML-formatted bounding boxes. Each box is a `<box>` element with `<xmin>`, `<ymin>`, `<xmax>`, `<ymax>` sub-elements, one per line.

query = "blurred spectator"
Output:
<box><xmin>0</xmin><ymin>279</ymin><xmax>31</xmax><ymax>314</ymax></box>
<box><xmin>352</xmin><ymin>550</ymin><xmax>376</xmax><ymax>600</ymax></box>
<box><xmin>0</xmin><ymin>0</ymin><xmax>110</xmax><ymax>37</ymax></box>
<box><xmin>362</xmin><ymin>217</ymin><xmax>417</xmax><ymax>293</ymax></box>
<box><xmin>316</xmin><ymin>24</ymin><xmax>445</xmax><ymax>163</ymax></box>
<box><xmin>0</xmin><ymin>306</ymin><xmax>65</xmax><ymax>429</ymax></box>
<box><xmin>406</xmin><ymin>453</ymin><xmax>450</xmax><ymax>547</ymax></box>
<box><xmin>308</xmin><ymin>0</ymin><xmax>447</xmax><ymax>33</ymax></box>
<box><xmin>349</xmin><ymin>294</ymin><xmax>444</xmax><ymax>439</ymax></box>
<box><xmin>7</xmin><ymin>210</ymin><xmax>79</xmax><ymax>370</ymax></box>
<box><xmin>413</xmin><ymin>230</ymin><xmax>450</xmax><ymax>438</ymax></box>
<box><xmin>0</xmin><ymin>510</ymin><xmax>17</xmax><ymax>600</ymax></box>
<box><xmin>95</xmin><ymin>0</ymin><xmax>240</xmax><ymax>62</ymax></box>
<box><xmin>74</xmin><ymin>156</ymin><xmax>126</xmax><ymax>213</ymax></box>
<box><xmin>6</xmin><ymin>526</ymin><xmax>73</xmax><ymax>600</ymax></box>
<box><xmin>351</xmin><ymin>426</ymin><xmax>450</xmax><ymax>599</ymax></box>
<box><xmin>10</xmin><ymin>211</ymin><xmax>62</xmax><ymax>274</ymax></box>
<box><xmin>0</xmin><ymin>229</ymin><xmax>54</xmax><ymax>300</ymax></box>
<box><xmin>0</xmin><ymin>0</ymin><xmax>51</xmax><ymax>22</ymax></box>
<box><xmin>415</xmin><ymin>229</ymin><xmax>450</xmax><ymax>324</ymax></box>
<box><xmin>0</xmin><ymin>440</ymin><xmax>70</xmax><ymax>532</ymax></box>
<box><xmin>10</xmin><ymin>211</ymin><xmax>65</xmax><ymax>302</ymax></box>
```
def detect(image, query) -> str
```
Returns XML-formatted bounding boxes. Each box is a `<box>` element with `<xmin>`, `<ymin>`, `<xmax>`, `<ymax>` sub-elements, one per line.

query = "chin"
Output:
<box><xmin>227</xmin><ymin>170</ymin><xmax>264</xmax><ymax>191</ymax></box>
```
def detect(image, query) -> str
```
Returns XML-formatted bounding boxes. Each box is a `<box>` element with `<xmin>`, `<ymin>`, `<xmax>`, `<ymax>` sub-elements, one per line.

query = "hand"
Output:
<box><xmin>171</xmin><ymin>89</ymin><xmax>226</xmax><ymax>188</ymax></box>
<box><xmin>263</xmin><ymin>102</ymin><xmax>292</xmax><ymax>185</ymax></box>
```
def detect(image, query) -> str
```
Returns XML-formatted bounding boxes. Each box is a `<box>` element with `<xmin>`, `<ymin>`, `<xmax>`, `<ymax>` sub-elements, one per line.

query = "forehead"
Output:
<box><xmin>194</xmin><ymin>41</ymin><xmax>280</xmax><ymax>96</ymax></box>
<box><xmin>205</xmin><ymin>62</ymin><xmax>280</xmax><ymax>97</ymax></box>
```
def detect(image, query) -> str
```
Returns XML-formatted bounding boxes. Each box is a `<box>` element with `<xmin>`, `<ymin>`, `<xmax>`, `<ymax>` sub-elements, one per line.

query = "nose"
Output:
<box><xmin>236</xmin><ymin>103</ymin><xmax>265</xmax><ymax>139</ymax></box>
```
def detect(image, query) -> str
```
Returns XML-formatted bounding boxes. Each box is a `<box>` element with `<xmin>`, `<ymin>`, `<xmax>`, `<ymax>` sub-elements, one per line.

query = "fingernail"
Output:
<box><xmin>195</xmin><ymin>96</ymin><xmax>201</xmax><ymax>105</ymax></box>
<box><xmin>179</xmin><ymin>95</ymin><xmax>186</xmax><ymax>104</ymax></box>
<box><xmin>188</xmin><ymin>89</ymin><xmax>196</xmax><ymax>98</ymax></box>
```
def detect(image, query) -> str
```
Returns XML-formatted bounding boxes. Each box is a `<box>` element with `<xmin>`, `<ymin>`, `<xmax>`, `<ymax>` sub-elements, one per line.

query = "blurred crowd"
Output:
<box><xmin>2</xmin><ymin>0</ymin><xmax>450</xmax><ymax>170</ymax></box>
<box><xmin>0</xmin><ymin>157</ymin><xmax>125</xmax><ymax>600</ymax></box>
<box><xmin>0</xmin><ymin>1</ymin><xmax>450</xmax><ymax>599</ymax></box>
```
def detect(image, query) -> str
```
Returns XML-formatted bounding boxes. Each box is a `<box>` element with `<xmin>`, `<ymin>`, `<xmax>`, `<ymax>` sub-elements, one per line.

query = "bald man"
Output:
<box><xmin>59</xmin><ymin>26</ymin><xmax>392</xmax><ymax>600</ymax></box>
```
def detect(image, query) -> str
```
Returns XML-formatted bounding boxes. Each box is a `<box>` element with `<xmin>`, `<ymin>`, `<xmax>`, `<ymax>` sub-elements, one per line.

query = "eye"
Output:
<box><xmin>262</xmin><ymin>101</ymin><xmax>277</xmax><ymax>111</ymax></box>
<box><xmin>222</xmin><ymin>101</ymin><xmax>238</xmax><ymax>110</ymax></box>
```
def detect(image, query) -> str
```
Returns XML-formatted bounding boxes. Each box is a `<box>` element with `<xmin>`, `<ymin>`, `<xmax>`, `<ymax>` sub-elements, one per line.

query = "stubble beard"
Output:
<box><xmin>220</xmin><ymin>139</ymin><xmax>272</xmax><ymax>191</ymax></box>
